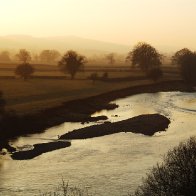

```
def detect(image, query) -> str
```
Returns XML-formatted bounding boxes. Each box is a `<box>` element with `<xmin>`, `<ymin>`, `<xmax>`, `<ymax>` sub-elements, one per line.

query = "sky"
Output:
<box><xmin>0</xmin><ymin>0</ymin><xmax>196</xmax><ymax>50</ymax></box>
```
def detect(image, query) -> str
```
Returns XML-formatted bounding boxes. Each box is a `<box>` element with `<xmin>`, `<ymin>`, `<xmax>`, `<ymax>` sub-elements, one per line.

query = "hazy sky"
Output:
<box><xmin>0</xmin><ymin>0</ymin><xmax>196</xmax><ymax>49</ymax></box>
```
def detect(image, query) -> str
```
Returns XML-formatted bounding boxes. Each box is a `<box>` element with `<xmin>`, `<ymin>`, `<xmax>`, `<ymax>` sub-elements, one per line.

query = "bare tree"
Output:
<box><xmin>16</xmin><ymin>49</ymin><xmax>31</xmax><ymax>63</ymax></box>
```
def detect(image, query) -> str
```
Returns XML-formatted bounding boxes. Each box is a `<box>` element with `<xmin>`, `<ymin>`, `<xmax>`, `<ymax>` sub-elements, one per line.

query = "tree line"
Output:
<box><xmin>2</xmin><ymin>42</ymin><xmax>196</xmax><ymax>83</ymax></box>
<box><xmin>0</xmin><ymin>49</ymin><xmax>61</xmax><ymax>63</ymax></box>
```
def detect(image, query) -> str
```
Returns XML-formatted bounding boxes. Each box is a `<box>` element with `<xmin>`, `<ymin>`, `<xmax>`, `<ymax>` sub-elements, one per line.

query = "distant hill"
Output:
<box><xmin>0</xmin><ymin>35</ymin><xmax>130</xmax><ymax>55</ymax></box>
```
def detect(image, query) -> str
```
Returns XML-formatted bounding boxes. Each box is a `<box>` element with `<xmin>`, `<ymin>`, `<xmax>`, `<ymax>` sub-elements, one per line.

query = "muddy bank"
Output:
<box><xmin>11</xmin><ymin>114</ymin><xmax>170</xmax><ymax>160</ymax></box>
<box><xmin>0</xmin><ymin>80</ymin><xmax>194</xmax><ymax>150</ymax></box>
<box><xmin>60</xmin><ymin>114</ymin><xmax>170</xmax><ymax>139</ymax></box>
<box><xmin>11</xmin><ymin>141</ymin><xmax>71</xmax><ymax>160</ymax></box>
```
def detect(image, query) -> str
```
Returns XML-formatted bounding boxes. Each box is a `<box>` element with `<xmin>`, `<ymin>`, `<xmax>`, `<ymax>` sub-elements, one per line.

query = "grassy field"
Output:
<box><xmin>0</xmin><ymin>78</ymin><xmax>153</xmax><ymax>115</ymax></box>
<box><xmin>0</xmin><ymin>62</ymin><xmax>181</xmax><ymax>115</ymax></box>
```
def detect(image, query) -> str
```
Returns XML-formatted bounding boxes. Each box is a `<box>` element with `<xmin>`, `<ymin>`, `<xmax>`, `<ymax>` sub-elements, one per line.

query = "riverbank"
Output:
<box><xmin>10</xmin><ymin>114</ymin><xmax>170</xmax><ymax>160</ymax></box>
<box><xmin>0</xmin><ymin>80</ymin><xmax>194</xmax><ymax>151</ymax></box>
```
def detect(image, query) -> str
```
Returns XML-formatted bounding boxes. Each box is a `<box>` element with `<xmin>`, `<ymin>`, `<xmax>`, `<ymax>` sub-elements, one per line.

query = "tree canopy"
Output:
<box><xmin>58</xmin><ymin>50</ymin><xmax>86</xmax><ymax>79</ymax></box>
<box><xmin>126</xmin><ymin>42</ymin><xmax>162</xmax><ymax>71</ymax></box>
<box><xmin>172</xmin><ymin>48</ymin><xmax>196</xmax><ymax>83</ymax></box>
<box><xmin>172</xmin><ymin>48</ymin><xmax>192</xmax><ymax>65</ymax></box>
<box><xmin>15</xmin><ymin>63</ymin><xmax>34</xmax><ymax>80</ymax></box>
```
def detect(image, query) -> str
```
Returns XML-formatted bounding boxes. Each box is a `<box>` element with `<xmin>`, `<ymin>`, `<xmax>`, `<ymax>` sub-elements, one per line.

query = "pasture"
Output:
<box><xmin>0</xmin><ymin>62</ymin><xmax>180</xmax><ymax>115</ymax></box>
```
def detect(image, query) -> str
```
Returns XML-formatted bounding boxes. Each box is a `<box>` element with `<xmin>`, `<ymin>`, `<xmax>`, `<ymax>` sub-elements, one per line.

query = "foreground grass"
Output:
<box><xmin>0</xmin><ymin>64</ymin><xmax>181</xmax><ymax>115</ymax></box>
<box><xmin>39</xmin><ymin>179</ymin><xmax>91</xmax><ymax>196</ymax></box>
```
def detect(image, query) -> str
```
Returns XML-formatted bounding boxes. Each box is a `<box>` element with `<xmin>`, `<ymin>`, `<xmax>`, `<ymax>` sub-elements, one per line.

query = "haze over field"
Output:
<box><xmin>0</xmin><ymin>35</ymin><xmax>130</xmax><ymax>55</ymax></box>
<box><xmin>0</xmin><ymin>1</ymin><xmax>196</xmax><ymax>196</ymax></box>
<box><xmin>0</xmin><ymin>0</ymin><xmax>196</xmax><ymax>53</ymax></box>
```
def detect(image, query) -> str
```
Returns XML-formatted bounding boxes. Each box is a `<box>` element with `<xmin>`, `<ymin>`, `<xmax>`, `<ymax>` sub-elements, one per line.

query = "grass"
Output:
<box><xmin>39</xmin><ymin>179</ymin><xmax>91</xmax><ymax>196</ymax></box>
<box><xmin>0</xmin><ymin>78</ymin><xmax>152</xmax><ymax>115</ymax></box>
<box><xmin>0</xmin><ymin>63</ymin><xmax>181</xmax><ymax>115</ymax></box>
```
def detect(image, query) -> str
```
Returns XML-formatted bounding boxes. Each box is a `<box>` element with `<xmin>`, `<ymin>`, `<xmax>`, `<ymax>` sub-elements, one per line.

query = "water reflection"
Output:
<box><xmin>0</xmin><ymin>92</ymin><xmax>195</xmax><ymax>196</ymax></box>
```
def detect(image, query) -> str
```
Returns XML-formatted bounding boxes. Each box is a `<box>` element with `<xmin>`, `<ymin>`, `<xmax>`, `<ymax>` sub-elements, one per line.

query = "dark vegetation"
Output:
<box><xmin>127</xmin><ymin>42</ymin><xmax>163</xmax><ymax>81</ymax></box>
<box><xmin>15</xmin><ymin>49</ymin><xmax>34</xmax><ymax>80</ymax></box>
<box><xmin>133</xmin><ymin>137</ymin><xmax>196</xmax><ymax>196</ymax></box>
<box><xmin>39</xmin><ymin>137</ymin><xmax>196</xmax><ymax>195</ymax></box>
<box><xmin>172</xmin><ymin>48</ymin><xmax>196</xmax><ymax>84</ymax></box>
<box><xmin>15</xmin><ymin>63</ymin><xmax>34</xmax><ymax>80</ymax></box>
<box><xmin>58</xmin><ymin>50</ymin><xmax>86</xmax><ymax>79</ymax></box>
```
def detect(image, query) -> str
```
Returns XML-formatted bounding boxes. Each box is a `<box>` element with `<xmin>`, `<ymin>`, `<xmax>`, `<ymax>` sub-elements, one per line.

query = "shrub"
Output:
<box><xmin>59</xmin><ymin>50</ymin><xmax>86</xmax><ymax>79</ymax></box>
<box><xmin>172</xmin><ymin>48</ymin><xmax>196</xmax><ymax>84</ymax></box>
<box><xmin>133</xmin><ymin>137</ymin><xmax>196</xmax><ymax>196</ymax></box>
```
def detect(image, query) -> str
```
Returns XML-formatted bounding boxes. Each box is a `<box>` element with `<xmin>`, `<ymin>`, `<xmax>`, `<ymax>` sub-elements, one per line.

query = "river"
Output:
<box><xmin>0</xmin><ymin>91</ymin><xmax>196</xmax><ymax>195</ymax></box>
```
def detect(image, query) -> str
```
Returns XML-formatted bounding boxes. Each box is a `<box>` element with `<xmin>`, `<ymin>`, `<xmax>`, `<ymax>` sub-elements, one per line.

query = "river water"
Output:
<box><xmin>0</xmin><ymin>92</ymin><xmax>196</xmax><ymax>196</ymax></box>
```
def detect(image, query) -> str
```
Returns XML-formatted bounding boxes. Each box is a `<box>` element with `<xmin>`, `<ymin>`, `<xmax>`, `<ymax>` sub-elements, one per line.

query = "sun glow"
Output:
<box><xmin>0</xmin><ymin>0</ymin><xmax>196</xmax><ymax>49</ymax></box>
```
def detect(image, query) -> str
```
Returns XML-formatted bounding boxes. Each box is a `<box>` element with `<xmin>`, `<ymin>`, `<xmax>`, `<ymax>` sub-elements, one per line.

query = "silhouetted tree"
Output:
<box><xmin>15</xmin><ymin>63</ymin><xmax>34</xmax><ymax>80</ymax></box>
<box><xmin>106</xmin><ymin>53</ymin><xmax>115</xmax><ymax>65</ymax></box>
<box><xmin>16</xmin><ymin>49</ymin><xmax>31</xmax><ymax>63</ymax></box>
<box><xmin>58</xmin><ymin>50</ymin><xmax>86</xmax><ymax>79</ymax></box>
<box><xmin>172</xmin><ymin>48</ymin><xmax>196</xmax><ymax>83</ymax></box>
<box><xmin>0</xmin><ymin>51</ymin><xmax>11</xmax><ymax>62</ymax></box>
<box><xmin>126</xmin><ymin>42</ymin><xmax>162</xmax><ymax>72</ymax></box>
<box><xmin>39</xmin><ymin>50</ymin><xmax>60</xmax><ymax>63</ymax></box>
<box><xmin>133</xmin><ymin>137</ymin><xmax>196</xmax><ymax>196</ymax></box>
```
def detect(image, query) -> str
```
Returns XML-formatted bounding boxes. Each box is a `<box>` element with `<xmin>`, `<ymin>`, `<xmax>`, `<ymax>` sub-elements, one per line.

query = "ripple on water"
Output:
<box><xmin>0</xmin><ymin>92</ymin><xmax>196</xmax><ymax>196</ymax></box>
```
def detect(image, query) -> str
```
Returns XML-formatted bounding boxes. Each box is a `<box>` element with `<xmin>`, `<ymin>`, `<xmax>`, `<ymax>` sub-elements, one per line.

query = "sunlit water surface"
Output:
<box><xmin>0</xmin><ymin>92</ymin><xmax>196</xmax><ymax>196</ymax></box>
